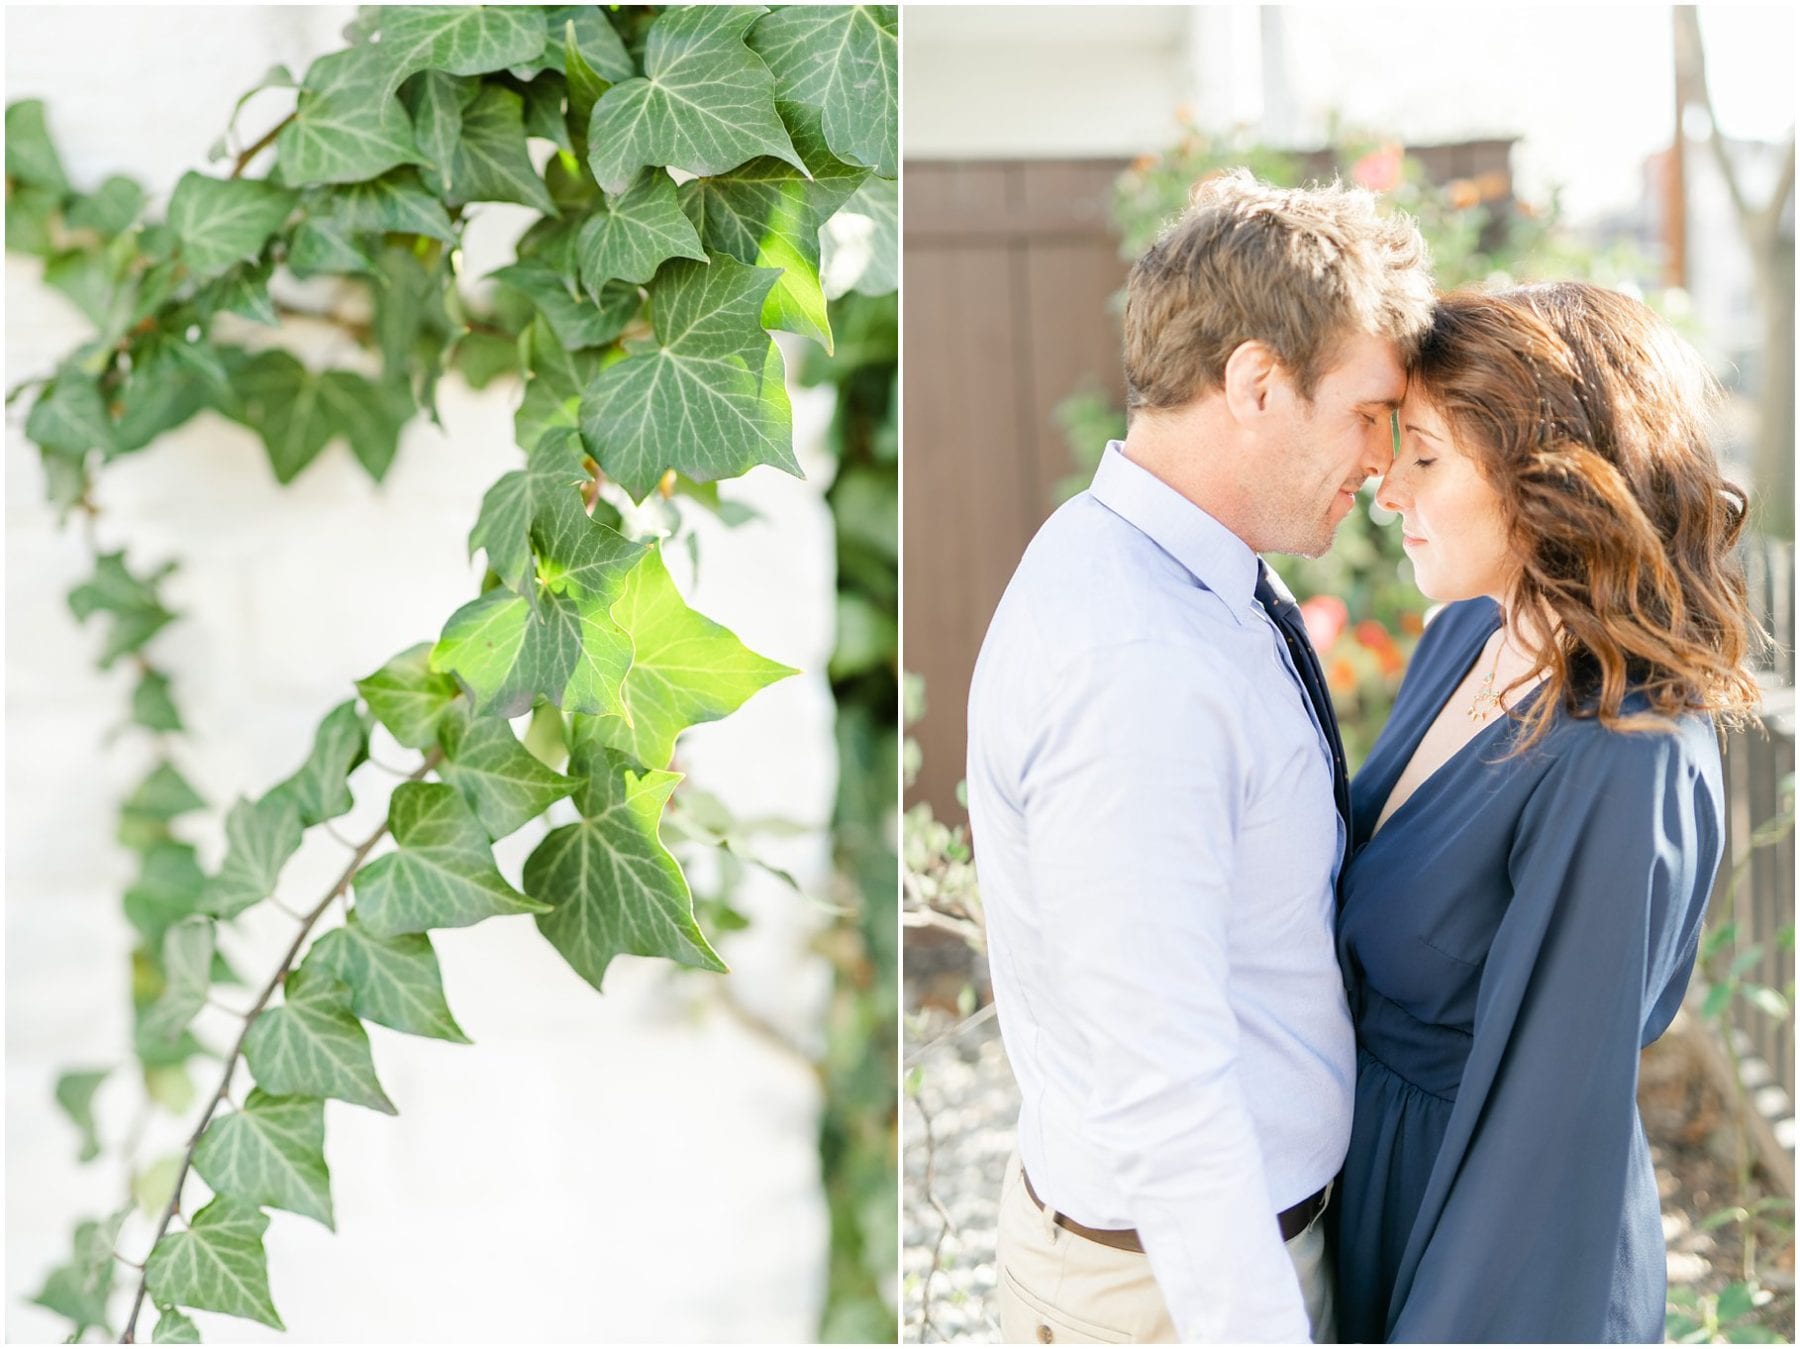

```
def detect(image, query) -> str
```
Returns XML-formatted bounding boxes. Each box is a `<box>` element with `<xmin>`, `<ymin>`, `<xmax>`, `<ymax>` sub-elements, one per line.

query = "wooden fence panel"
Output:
<box><xmin>904</xmin><ymin>159</ymin><xmax>1131</xmax><ymax>822</ymax></box>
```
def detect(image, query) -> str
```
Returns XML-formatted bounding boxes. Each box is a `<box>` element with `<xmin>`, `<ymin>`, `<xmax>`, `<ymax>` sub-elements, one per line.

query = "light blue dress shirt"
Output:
<box><xmin>966</xmin><ymin>442</ymin><xmax>1355</xmax><ymax>1341</ymax></box>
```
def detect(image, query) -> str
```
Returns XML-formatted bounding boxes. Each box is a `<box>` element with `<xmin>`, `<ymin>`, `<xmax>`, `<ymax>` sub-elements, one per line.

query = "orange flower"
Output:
<box><xmin>1447</xmin><ymin>178</ymin><xmax>1481</xmax><ymax>211</ymax></box>
<box><xmin>1355</xmin><ymin>619</ymin><xmax>1406</xmax><ymax>676</ymax></box>
<box><xmin>1399</xmin><ymin>611</ymin><xmax>1425</xmax><ymax>637</ymax></box>
<box><xmin>1327</xmin><ymin>658</ymin><xmax>1358</xmax><ymax>694</ymax></box>
<box><xmin>1351</xmin><ymin>144</ymin><xmax>1404</xmax><ymax>193</ymax></box>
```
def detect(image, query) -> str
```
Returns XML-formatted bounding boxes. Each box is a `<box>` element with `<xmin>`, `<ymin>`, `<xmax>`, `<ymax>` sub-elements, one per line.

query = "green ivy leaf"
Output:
<box><xmin>111</xmin><ymin>341</ymin><xmax>216</xmax><ymax>454</ymax></box>
<box><xmin>226</xmin><ymin>350</ymin><xmax>335</xmax><ymax>483</ymax></box>
<box><xmin>6</xmin><ymin>183</ymin><xmax>61</xmax><ymax>256</ymax></box>
<box><xmin>66</xmin><ymin>175</ymin><xmax>146</xmax><ymax>238</ymax></box>
<box><xmin>31</xmin><ymin>1208</ymin><xmax>127</xmax><ymax>1339</ymax></box>
<box><xmin>524</xmin><ymin>7</ymin><xmax>634</xmax><ymax>83</ymax></box>
<box><xmin>6</xmin><ymin>99</ymin><xmax>70</xmax><ymax>195</ymax></box>
<box><xmin>316</xmin><ymin>370</ymin><xmax>413</xmax><ymax>481</ymax></box>
<box><xmin>143</xmin><ymin>1061</ymin><xmax>197</xmax><ymax>1113</ymax></box>
<box><xmin>206</xmin><ymin>257</ymin><xmax>279</xmax><ymax>326</ymax></box>
<box><xmin>152</xmin><ymin>1305</ymin><xmax>201</xmax><ymax>1343</ymax></box>
<box><xmin>580</xmin><ymin>255</ymin><xmax>799</xmax><ymax>500</ymax></box>
<box><xmin>488</xmin><ymin>259</ymin><xmax>636</xmax><ymax>351</ymax></box>
<box><xmin>133</xmin><ymin>1153</ymin><xmax>184</xmax><ymax>1218</ymax></box>
<box><xmin>822</xmin><ymin>172</ymin><xmax>896</xmax><ymax>298</ymax></box>
<box><xmin>451</xmin><ymin>85</ymin><xmax>556</xmax><ymax>214</ymax></box>
<box><xmin>576</xmin><ymin>168</ymin><xmax>706</xmax><ymax>292</ymax></box>
<box><xmin>124</xmin><ymin>841</ymin><xmax>207</xmax><ymax>944</ymax></box>
<box><xmin>352</xmin><ymin>782</ymin><xmax>549</xmax><ymax>937</ymax></box>
<box><xmin>748</xmin><ymin>5</ymin><xmax>898</xmax><ymax>179</ymax></box>
<box><xmin>372</xmin><ymin>5</ymin><xmax>547</xmax><ymax>86</ymax></box>
<box><xmin>199</xmin><ymin>791</ymin><xmax>305</xmax><ymax>920</ymax></box>
<box><xmin>27</xmin><ymin>371</ymin><xmax>117</xmax><ymax>459</ymax></box>
<box><xmin>193</xmin><ymin>1089</ymin><xmax>334</xmax><ymax>1230</ymax></box>
<box><xmin>401</xmin><ymin>70</ymin><xmax>477</xmax><ymax>195</ymax></box>
<box><xmin>590</xmin><ymin>546</ymin><xmax>797</xmax><ymax>769</ymax></box>
<box><xmin>355</xmin><ymin>642</ymin><xmax>463</xmax><ymax>749</ymax></box>
<box><xmin>468</xmin><ymin>428</ymin><xmax>591</xmax><ymax>593</ymax></box>
<box><xmin>586</xmin><ymin>5</ymin><xmax>804</xmax><ymax>196</ymax></box>
<box><xmin>165</xmin><ymin>172</ymin><xmax>297</xmax><ymax>281</ymax></box>
<box><xmin>520</xmin><ymin>75</ymin><xmax>574</xmax><ymax>155</ymax></box>
<box><xmin>437</xmin><ymin>702</ymin><xmax>582</xmax><ymax>839</ymax></box>
<box><xmin>679</xmin><ymin>154</ymin><xmax>833</xmax><ymax>350</ymax></box>
<box><xmin>277</xmin><ymin>44</ymin><xmax>421</xmax><ymax>187</ymax></box>
<box><xmin>325</xmin><ymin>165</ymin><xmax>458</xmax><ymax>243</ymax></box>
<box><xmin>304</xmin><ymin>911</ymin><xmax>471</xmax><ymax>1043</ymax></box>
<box><xmin>120</xmin><ymin>761</ymin><xmax>208</xmax><ymax>852</ymax></box>
<box><xmin>68</xmin><ymin>549</ymin><xmax>173</xmax><ymax>625</ymax></box>
<box><xmin>43</xmin><ymin>240</ymin><xmax>140</xmax><ymax>345</ymax></box>
<box><xmin>141</xmin><ymin>916</ymin><xmax>214</xmax><ymax>1044</ymax></box>
<box><xmin>132</xmin><ymin>668</ymin><xmax>185</xmax><ymax>733</ymax></box>
<box><xmin>268</xmin><ymin>699</ymin><xmax>371</xmax><ymax>829</ymax></box>
<box><xmin>432</xmin><ymin>492</ymin><xmax>645</xmax><ymax>718</ymax></box>
<box><xmin>145</xmin><ymin>1196</ymin><xmax>285</xmax><ymax>1330</ymax></box>
<box><xmin>450</xmin><ymin>328</ymin><xmax>520</xmax><ymax>389</ymax></box>
<box><xmin>54</xmin><ymin>1069</ymin><xmax>109</xmax><ymax>1163</ymax></box>
<box><xmin>244</xmin><ymin>967</ymin><xmax>396</xmax><ymax>1114</ymax></box>
<box><xmin>561</xmin><ymin>19</ymin><xmax>616</xmax><ymax>136</ymax></box>
<box><xmin>525</xmin><ymin>742</ymin><xmax>725</xmax><ymax>990</ymax></box>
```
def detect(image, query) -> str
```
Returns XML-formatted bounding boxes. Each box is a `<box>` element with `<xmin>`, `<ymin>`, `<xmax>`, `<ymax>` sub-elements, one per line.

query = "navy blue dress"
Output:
<box><xmin>1332</xmin><ymin>598</ymin><xmax>1723</xmax><ymax>1343</ymax></box>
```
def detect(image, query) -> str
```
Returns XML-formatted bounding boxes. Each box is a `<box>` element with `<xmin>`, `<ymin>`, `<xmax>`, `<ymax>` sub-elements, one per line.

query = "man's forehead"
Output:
<box><xmin>1339</xmin><ymin>341</ymin><xmax>1408</xmax><ymax>406</ymax></box>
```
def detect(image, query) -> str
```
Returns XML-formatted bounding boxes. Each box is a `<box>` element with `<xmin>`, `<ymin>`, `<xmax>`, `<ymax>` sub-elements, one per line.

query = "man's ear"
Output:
<box><xmin>1222</xmin><ymin>340</ymin><xmax>1281</xmax><ymax>425</ymax></box>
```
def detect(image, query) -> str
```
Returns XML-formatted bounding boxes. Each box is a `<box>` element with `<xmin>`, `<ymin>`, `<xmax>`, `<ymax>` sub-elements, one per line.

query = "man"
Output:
<box><xmin>966</xmin><ymin>170</ymin><xmax>1434</xmax><ymax>1343</ymax></box>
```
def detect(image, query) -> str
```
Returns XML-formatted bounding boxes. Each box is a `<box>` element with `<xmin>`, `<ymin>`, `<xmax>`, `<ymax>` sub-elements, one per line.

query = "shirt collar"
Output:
<box><xmin>1088</xmin><ymin>440</ymin><xmax>1261</xmax><ymax>626</ymax></box>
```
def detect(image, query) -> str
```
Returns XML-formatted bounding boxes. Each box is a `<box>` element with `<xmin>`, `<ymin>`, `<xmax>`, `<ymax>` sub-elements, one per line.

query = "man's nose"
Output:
<box><xmin>1362</xmin><ymin>428</ymin><xmax>1392</xmax><ymax>482</ymax></box>
<box><xmin>1374</xmin><ymin>466</ymin><xmax>1406</xmax><ymax>514</ymax></box>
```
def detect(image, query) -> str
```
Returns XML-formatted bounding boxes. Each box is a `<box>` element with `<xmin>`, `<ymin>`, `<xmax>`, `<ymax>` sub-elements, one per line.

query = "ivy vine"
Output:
<box><xmin>7</xmin><ymin>5</ymin><xmax>897</xmax><ymax>1341</ymax></box>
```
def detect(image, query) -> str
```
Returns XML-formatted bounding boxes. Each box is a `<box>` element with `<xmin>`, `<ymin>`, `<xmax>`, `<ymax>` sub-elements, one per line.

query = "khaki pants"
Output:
<box><xmin>994</xmin><ymin>1153</ymin><xmax>1335</xmax><ymax>1343</ymax></box>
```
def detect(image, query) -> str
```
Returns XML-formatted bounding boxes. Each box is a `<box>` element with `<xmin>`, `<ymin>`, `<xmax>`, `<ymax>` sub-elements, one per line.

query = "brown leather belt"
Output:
<box><xmin>1021</xmin><ymin>1168</ymin><xmax>1328</xmax><ymax>1251</ymax></box>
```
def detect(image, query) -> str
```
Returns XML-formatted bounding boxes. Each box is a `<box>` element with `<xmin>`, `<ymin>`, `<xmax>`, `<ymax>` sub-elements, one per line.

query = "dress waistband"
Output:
<box><xmin>1354</xmin><ymin>986</ymin><xmax>1469</xmax><ymax>1101</ymax></box>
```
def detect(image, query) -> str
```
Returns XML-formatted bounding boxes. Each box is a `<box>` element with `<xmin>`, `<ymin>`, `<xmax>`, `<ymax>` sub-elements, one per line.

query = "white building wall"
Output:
<box><xmin>6</xmin><ymin>6</ymin><xmax>838</xmax><ymax>1341</ymax></box>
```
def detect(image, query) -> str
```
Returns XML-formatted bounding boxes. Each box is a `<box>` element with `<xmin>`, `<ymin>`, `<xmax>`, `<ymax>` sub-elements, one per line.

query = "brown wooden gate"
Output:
<box><xmin>903</xmin><ymin>158</ymin><xmax>1131</xmax><ymax>823</ymax></box>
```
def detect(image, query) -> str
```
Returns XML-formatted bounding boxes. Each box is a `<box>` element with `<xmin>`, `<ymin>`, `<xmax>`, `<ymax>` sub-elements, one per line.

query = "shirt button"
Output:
<box><xmin>1037</xmin><ymin>1326</ymin><xmax>1055</xmax><ymax>1343</ymax></box>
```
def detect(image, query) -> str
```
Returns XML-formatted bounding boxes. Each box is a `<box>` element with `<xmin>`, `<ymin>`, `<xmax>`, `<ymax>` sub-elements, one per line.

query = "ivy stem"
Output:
<box><xmin>111</xmin><ymin>1252</ymin><xmax>145</xmax><ymax>1272</ymax></box>
<box><xmin>319</xmin><ymin>820</ymin><xmax>358</xmax><ymax>851</ymax></box>
<box><xmin>204</xmin><ymin>995</ymin><xmax>253</xmax><ymax>1019</ymax></box>
<box><xmin>229</xmin><ymin>112</ymin><xmax>296</xmax><ymax>180</ymax></box>
<box><xmin>712</xmin><ymin>985</ymin><xmax>824</xmax><ymax>1086</ymax></box>
<box><xmin>118</xmin><ymin>748</ymin><xmax>442</xmax><ymax>1344</ymax></box>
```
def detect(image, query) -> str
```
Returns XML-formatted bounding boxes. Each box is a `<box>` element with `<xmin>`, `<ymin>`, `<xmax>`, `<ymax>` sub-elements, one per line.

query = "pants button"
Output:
<box><xmin>1036</xmin><ymin>1326</ymin><xmax>1054</xmax><ymax>1343</ymax></box>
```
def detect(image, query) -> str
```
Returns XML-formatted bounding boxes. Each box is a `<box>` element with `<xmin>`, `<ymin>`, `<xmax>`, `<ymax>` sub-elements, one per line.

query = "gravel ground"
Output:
<box><xmin>902</xmin><ymin>1001</ymin><xmax>1794</xmax><ymax>1344</ymax></box>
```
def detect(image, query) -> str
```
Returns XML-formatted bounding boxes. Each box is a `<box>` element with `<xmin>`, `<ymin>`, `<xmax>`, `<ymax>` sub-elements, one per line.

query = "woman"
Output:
<box><xmin>1332</xmin><ymin>281</ymin><xmax>1765</xmax><ymax>1342</ymax></box>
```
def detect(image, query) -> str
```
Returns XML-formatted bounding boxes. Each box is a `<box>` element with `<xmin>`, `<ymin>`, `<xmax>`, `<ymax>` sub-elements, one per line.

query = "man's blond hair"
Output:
<box><xmin>1122</xmin><ymin>169</ymin><xmax>1434</xmax><ymax>411</ymax></box>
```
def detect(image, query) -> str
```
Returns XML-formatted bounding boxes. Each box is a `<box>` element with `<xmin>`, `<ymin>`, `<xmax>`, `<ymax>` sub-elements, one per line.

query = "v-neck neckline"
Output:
<box><xmin>1364</xmin><ymin>608</ymin><xmax>1546</xmax><ymax>848</ymax></box>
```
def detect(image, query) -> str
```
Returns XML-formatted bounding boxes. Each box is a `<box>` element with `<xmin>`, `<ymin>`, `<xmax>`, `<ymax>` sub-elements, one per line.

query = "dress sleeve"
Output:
<box><xmin>1022</xmin><ymin>638</ymin><xmax>1314</xmax><ymax>1343</ymax></box>
<box><xmin>1386</xmin><ymin>724</ymin><xmax>1719</xmax><ymax>1342</ymax></box>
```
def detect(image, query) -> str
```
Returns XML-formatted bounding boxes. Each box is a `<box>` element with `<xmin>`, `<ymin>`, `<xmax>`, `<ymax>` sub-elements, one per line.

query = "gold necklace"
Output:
<box><xmin>1467</xmin><ymin>632</ymin><xmax>1508</xmax><ymax>722</ymax></box>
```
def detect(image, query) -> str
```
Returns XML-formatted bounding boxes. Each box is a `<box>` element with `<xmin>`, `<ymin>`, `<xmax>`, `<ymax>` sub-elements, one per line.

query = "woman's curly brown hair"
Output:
<box><xmin>1408</xmin><ymin>281</ymin><xmax>1767</xmax><ymax>752</ymax></box>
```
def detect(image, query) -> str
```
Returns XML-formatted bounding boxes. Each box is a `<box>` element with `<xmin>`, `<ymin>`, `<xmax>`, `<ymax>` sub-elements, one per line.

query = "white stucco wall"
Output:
<box><xmin>6</xmin><ymin>6</ymin><xmax>841</xmax><ymax>1341</ymax></box>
